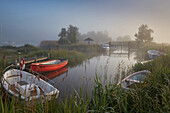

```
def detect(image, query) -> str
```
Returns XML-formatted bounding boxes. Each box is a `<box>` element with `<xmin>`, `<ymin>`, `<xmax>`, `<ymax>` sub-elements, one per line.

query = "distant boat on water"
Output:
<box><xmin>31</xmin><ymin>59</ymin><xmax>68</xmax><ymax>72</ymax></box>
<box><xmin>147</xmin><ymin>50</ymin><xmax>166</xmax><ymax>59</ymax></box>
<box><xmin>102</xmin><ymin>43</ymin><xmax>110</xmax><ymax>51</ymax></box>
<box><xmin>117</xmin><ymin>70</ymin><xmax>151</xmax><ymax>90</ymax></box>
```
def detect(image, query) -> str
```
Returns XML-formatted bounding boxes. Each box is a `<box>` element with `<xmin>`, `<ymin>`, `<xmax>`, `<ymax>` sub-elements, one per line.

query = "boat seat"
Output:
<box><xmin>125</xmin><ymin>79</ymin><xmax>141</xmax><ymax>83</ymax></box>
<box><xmin>15</xmin><ymin>81</ymin><xmax>40</xmax><ymax>97</ymax></box>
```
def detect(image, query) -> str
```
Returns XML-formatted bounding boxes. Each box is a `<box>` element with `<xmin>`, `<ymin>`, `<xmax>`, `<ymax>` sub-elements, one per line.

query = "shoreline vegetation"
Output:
<box><xmin>0</xmin><ymin>42</ymin><xmax>170</xmax><ymax>112</ymax></box>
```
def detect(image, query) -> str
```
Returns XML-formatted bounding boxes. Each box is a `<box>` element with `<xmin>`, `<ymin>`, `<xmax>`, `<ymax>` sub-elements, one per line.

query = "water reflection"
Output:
<box><xmin>42</xmin><ymin>67</ymin><xmax>68</xmax><ymax>80</ymax></box>
<box><xmin>49</xmin><ymin>48</ymin><xmax>138</xmax><ymax>100</ymax></box>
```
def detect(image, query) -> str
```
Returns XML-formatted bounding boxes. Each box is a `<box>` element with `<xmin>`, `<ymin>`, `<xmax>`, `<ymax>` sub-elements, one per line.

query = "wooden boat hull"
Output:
<box><xmin>117</xmin><ymin>70</ymin><xmax>151</xmax><ymax>90</ymax></box>
<box><xmin>1</xmin><ymin>66</ymin><xmax>59</xmax><ymax>101</ymax></box>
<box><xmin>31</xmin><ymin>59</ymin><xmax>68</xmax><ymax>72</ymax></box>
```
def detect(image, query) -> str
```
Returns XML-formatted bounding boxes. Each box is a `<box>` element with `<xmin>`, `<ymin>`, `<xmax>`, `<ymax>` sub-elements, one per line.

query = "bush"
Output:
<box><xmin>58</xmin><ymin>38</ymin><xmax>69</xmax><ymax>45</ymax></box>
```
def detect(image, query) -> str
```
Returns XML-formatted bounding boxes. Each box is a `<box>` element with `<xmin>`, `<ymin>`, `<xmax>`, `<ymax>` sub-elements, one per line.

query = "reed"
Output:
<box><xmin>50</xmin><ymin>49</ymin><xmax>86</xmax><ymax>67</ymax></box>
<box><xmin>0</xmin><ymin>56</ymin><xmax>169</xmax><ymax>112</ymax></box>
<box><xmin>0</xmin><ymin>45</ymin><xmax>169</xmax><ymax>113</ymax></box>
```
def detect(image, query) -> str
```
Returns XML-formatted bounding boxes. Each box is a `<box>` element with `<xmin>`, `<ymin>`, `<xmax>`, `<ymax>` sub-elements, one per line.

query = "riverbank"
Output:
<box><xmin>0</xmin><ymin>43</ymin><xmax>169</xmax><ymax>112</ymax></box>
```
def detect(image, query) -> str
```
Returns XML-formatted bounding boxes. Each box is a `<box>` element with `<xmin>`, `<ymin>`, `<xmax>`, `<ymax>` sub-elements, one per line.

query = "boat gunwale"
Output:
<box><xmin>31</xmin><ymin>59</ymin><xmax>68</xmax><ymax>66</ymax></box>
<box><xmin>117</xmin><ymin>70</ymin><xmax>151</xmax><ymax>85</ymax></box>
<box><xmin>1</xmin><ymin>65</ymin><xmax>59</xmax><ymax>101</ymax></box>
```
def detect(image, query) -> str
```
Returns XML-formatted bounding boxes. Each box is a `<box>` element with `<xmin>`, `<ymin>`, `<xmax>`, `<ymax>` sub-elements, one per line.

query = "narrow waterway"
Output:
<box><xmin>44</xmin><ymin>49</ymin><xmax>138</xmax><ymax>99</ymax></box>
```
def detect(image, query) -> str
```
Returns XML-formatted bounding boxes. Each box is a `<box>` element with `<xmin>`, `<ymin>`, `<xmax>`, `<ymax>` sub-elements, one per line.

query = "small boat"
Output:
<box><xmin>1</xmin><ymin>65</ymin><xmax>59</xmax><ymax>101</ymax></box>
<box><xmin>43</xmin><ymin>67</ymin><xmax>68</xmax><ymax>80</ymax></box>
<box><xmin>102</xmin><ymin>43</ymin><xmax>110</xmax><ymax>51</ymax></box>
<box><xmin>147</xmin><ymin>50</ymin><xmax>166</xmax><ymax>59</ymax></box>
<box><xmin>31</xmin><ymin>59</ymin><xmax>68</xmax><ymax>72</ymax></box>
<box><xmin>117</xmin><ymin>70</ymin><xmax>151</xmax><ymax>90</ymax></box>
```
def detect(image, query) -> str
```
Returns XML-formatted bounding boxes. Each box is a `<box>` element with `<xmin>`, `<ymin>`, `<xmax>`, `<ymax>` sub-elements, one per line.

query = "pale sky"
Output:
<box><xmin>0</xmin><ymin>0</ymin><xmax>170</xmax><ymax>45</ymax></box>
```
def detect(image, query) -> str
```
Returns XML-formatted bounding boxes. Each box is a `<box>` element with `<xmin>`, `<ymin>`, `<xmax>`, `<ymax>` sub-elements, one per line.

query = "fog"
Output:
<box><xmin>0</xmin><ymin>0</ymin><xmax>170</xmax><ymax>46</ymax></box>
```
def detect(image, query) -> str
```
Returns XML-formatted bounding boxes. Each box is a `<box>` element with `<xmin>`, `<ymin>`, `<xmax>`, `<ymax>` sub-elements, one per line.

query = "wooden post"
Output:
<box><xmin>109</xmin><ymin>42</ymin><xmax>111</xmax><ymax>48</ymax></box>
<box><xmin>121</xmin><ymin>43</ymin><xmax>122</xmax><ymax>53</ymax></box>
<box><xmin>128</xmin><ymin>41</ymin><xmax>130</xmax><ymax>53</ymax></box>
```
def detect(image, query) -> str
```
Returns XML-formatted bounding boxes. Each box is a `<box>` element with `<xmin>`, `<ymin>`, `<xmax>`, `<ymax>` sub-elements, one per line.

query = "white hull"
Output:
<box><xmin>1</xmin><ymin>67</ymin><xmax>59</xmax><ymax>101</ymax></box>
<box><xmin>147</xmin><ymin>50</ymin><xmax>166</xmax><ymax>59</ymax></box>
<box><xmin>102</xmin><ymin>46</ymin><xmax>110</xmax><ymax>51</ymax></box>
<box><xmin>117</xmin><ymin>70</ymin><xmax>151</xmax><ymax>90</ymax></box>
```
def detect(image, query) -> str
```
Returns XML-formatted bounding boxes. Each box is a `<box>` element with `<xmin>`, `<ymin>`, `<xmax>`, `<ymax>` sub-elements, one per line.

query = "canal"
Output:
<box><xmin>43</xmin><ymin>48</ymin><xmax>138</xmax><ymax>99</ymax></box>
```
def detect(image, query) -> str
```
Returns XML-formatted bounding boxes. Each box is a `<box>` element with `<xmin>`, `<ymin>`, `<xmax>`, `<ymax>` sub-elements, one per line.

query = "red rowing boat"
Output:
<box><xmin>31</xmin><ymin>59</ymin><xmax>68</xmax><ymax>72</ymax></box>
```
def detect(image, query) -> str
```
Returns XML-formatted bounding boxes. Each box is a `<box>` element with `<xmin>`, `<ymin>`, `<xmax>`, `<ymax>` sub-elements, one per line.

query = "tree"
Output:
<box><xmin>58</xmin><ymin>25</ymin><xmax>79</xmax><ymax>44</ymax></box>
<box><xmin>116</xmin><ymin>35</ymin><xmax>131</xmax><ymax>42</ymax></box>
<box><xmin>135</xmin><ymin>24</ymin><xmax>153</xmax><ymax>42</ymax></box>
<box><xmin>58</xmin><ymin>28</ymin><xmax>67</xmax><ymax>39</ymax></box>
<box><xmin>58</xmin><ymin>38</ymin><xmax>68</xmax><ymax>44</ymax></box>
<box><xmin>67</xmin><ymin>25</ymin><xmax>78</xmax><ymax>43</ymax></box>
<box><xmin>77</xmin><ymin>31</ymin><xmax>112</xmax><ymax>44</ymax></box>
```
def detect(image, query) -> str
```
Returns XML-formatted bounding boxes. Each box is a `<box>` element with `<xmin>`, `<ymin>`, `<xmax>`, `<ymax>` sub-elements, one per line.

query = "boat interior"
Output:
<box><xmin>41</xmin><ymin>60</ymin><xmax>62</xmax><ymax>65</ymax></box>
<box><xmin>123</xmin><ymin>72</ymin><xmax>149</xmax><ymax>89</ymax></box>
<box><xmin>2</xmin><ymin>69</ymin><xmax>57</xmax><ymax>99</ymax></box>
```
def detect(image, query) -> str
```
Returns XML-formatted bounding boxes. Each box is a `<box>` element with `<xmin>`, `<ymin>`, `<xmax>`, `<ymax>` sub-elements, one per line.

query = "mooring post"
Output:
<box><xmin>128</xmin><ymin>41</ymin><xmax>130</xmax><ymax>53</ymax></box>
<box><xmin>35</xmin><ymin>56</ymin><xmax>37</xmax><ymax>62</ymax></box>
<box><xmin>48</xmin><ymin>53</ymin><xmax>50</xmax><ymax>59</ymax></box>
<box><xmin>109</xmin><ymin>42</ymin><xmax>111</xmax><ymax>48</ymax></box>
<box><xmin>121</xmin><ymin>43</ymin><xmax>122</xmax><ymax>53</ymax></box>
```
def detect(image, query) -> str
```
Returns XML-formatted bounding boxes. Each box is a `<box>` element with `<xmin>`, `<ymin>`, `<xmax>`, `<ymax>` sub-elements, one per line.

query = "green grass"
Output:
<box><xmin>0</xmin><ymin>55</ymin><xmax>169</xmax><ymax>112</ymax></box>
<box><xmin>88</xmin><ymin>55</ymin><xmax>170</xmax><ymax>112</ymax></box>
<box><xmin>0</xmin><ymin>43</ymin><xmax>169</xmax><ymax>112</ymax></box>
<box><xmin>50</xmin><ymin>49</ymin><xmax>86</xmax><ymax>67</ymax></box>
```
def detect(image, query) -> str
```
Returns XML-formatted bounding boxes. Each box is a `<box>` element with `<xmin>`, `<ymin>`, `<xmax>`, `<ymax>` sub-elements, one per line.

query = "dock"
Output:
<box><xmin>25</xmin><ymin>57</ymin><xmax>48</xmax><ymax>64</ymax></box>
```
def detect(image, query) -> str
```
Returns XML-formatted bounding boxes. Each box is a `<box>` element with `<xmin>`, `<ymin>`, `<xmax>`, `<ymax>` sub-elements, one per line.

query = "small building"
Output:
<box><xmin>84</xmin><ymin>37</ymin><xmax>94</xmax><ymax>45</ymax></box>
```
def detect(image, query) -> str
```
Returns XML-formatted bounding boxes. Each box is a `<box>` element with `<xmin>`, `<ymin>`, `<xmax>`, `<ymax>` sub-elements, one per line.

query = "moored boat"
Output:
<box><xmin>117</xmin><ymin>70</ymin><xmax>151</xmax><ymax>90</ymax></box>
<box><xmin>1</xmin><ymin>65</ymin><xmax>59</xmax><ymax>101</ymax></box>
<box><xmin>102</xmin><ymin>43</ymin><xmax>110</xmax><ymax>51</ymax></box>
<box><xmin>31</xmin><ymin>59</ymin><xmax>68</xmax><ymax>72</ymax></box>
<box><xmin>147</xmin><ymin>50</ymin><xmax>166</xmax><ymax>59</ymax></box>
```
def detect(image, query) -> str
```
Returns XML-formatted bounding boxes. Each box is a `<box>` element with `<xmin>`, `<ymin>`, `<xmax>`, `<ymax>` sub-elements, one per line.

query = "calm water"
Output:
<box><xmin>44</xmin><ymin>49</ymin><xmax>138</xmax><ymax>99</ymax></box>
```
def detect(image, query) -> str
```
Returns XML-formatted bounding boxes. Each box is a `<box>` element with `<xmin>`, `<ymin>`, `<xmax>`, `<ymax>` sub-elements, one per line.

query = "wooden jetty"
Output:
<box><xmin>25</xmin><ymin>57</ymin><xmax>48</xmax><ymax>64</ymax></box>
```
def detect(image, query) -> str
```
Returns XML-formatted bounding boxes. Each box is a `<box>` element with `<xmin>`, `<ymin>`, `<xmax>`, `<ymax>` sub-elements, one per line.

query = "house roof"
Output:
<box><xmin>84</xmin><ymin>37</ymin><xmax>94</xmax><ymax>41</ymax></box>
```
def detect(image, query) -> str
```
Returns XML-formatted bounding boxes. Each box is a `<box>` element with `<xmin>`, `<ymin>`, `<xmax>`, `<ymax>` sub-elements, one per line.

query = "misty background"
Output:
<box><xmin>0</xmin><ymin>0</ymin><xmax>170</xmax><ymax>46</ymax></box>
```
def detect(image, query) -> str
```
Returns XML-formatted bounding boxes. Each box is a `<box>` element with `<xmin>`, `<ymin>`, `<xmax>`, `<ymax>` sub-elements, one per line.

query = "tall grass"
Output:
<box><xmin>50</xmin><ymin>49</ymin><xmax>86</xmax><ymax>67</ymax></box>
<box><xmin>88</xmin><ymin>57</ymin><xmax>169</xmax><ymax>112</ymax></box>
<box><xmin>0</xmin><ymin>44</ymin><xmax>169</xmax><ymax>112</ymax></box>
<box><xmin>0</xmin><ymin>58</ymin><xmax>169</xmax><ymax>112</ymax></box>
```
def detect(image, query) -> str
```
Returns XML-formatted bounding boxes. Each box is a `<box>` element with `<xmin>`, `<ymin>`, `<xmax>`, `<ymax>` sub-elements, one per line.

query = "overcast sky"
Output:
<box><xmin>0</xmin><ymin>0</ymin><xmax>170</xmax><ymax>45</ymax></box>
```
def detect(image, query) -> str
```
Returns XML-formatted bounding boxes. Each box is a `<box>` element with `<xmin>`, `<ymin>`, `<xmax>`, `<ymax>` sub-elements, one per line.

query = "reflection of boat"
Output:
<box><xmin>31</xmin><ymin>59</ymin><xmax>68</xmax><ymax>72</ymax></box>
<box><xmin>1</xmin><ymin>65</ymin><xmax>59</xmax><ymax>101</ymax></box>
<box><xmin>147</xmin><ymin>50</ymin><xmax>166</xmax><ymax>59</ymax></box>
<box><xmin>43</xmin><ymin>67</ymin><xmax>68</xmax><ymax>80</ymax></box>
<box><xmin>117</xmin><ymin>70</ymin><xmax>151</xmax><ymax>90</ymax></box>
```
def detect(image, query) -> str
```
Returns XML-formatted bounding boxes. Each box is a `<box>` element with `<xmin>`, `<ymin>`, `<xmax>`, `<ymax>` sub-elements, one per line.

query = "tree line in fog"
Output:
<box><xmin>57</xmin><ymin>24</ymin><xmax>153</xmax><ymax>44</ymax></box>
<box><xmin>58</xmin><ymin>25</ymin><xmax>112</xmax><ymax>44</ymax></box>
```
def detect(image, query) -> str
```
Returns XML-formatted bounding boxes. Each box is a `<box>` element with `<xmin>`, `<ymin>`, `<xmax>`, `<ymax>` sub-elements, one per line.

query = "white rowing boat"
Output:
<box><xmin>147</xmin><ymin>50</ymin><xmax>166</xmax><ymax>59</ymax></box>
<box><xmin>1</xmin><ymin>65</ymin><xmax>59</xmax><ymax>101</ymax></box>
<box><xmin>117</xmin><ymin>70</ymin><xmax>151</xmax><ymax>90</ymax></box>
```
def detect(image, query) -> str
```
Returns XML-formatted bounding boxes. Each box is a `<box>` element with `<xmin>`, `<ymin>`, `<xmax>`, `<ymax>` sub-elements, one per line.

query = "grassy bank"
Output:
<box><xmin>50</xmin><ymin>49</ymin><xmax>86</xmax><ymax>67</ymax></box>
<box><xmin>40</xmin><ymin>43</ymin><xmax>102</xmax><ymax>53</ymax></box>
<box><xmin>0</xmin><ymin>43</ymin><xmax>169</xmax><ymax>112</ymax></box>
<box><xmin>88</xmin><ymin>55</ymin><xmax>170</xmax><ymax>112</ymax></box>
<box><xmin>0</xmin><ymin>55</ymin><xmax>169</xmax><ymax>112</ymax></box>
<box><xmin>0</xmin><ymin>44</ymin><xmax>101</xmax><ymax>68</ymax></box>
